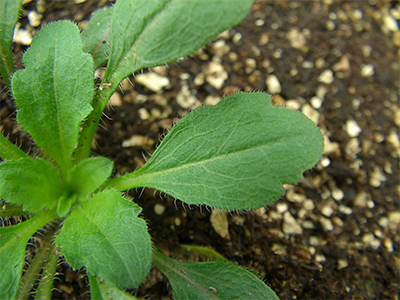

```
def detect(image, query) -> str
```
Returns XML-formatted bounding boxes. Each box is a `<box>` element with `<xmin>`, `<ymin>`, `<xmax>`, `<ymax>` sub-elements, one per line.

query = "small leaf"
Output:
<box><xmin>104</xmin><ymin>0</ymin><xmax>252</xmax><ymax>83</ymax></box>
<box><xmin>81</xmin><ymin>6</ymin><xmax>113</xmax><ymax>69</ymax></box>
<box><xmin>88</xmin><ymin>275</ymin><xmax>141</xmax><ymax>300</ymax></box>
<box><xmin>0</xmin><ymin>0</ymin><xmax>22</xmax><ymax>86</ymax></box>
<box><xmin>109</xmin><ymin>92</ymin><xmax>324</xmax><ymax>210</ymax></box>
<box><xmin>11</xmin><ymin>20</ymin><xmax>94</xmax><ymax>174</ymax></box>
<box><xmin>0</xmin><ymin>158</ymin><xmax>63</xmax><ymax>213</ymax></box>
<box><xmin>153</xmin><ymin>251</ymin><xmax>279</xmax><ymax>300</ymax></box>
<box><xmin>68</xmin><ymin>157</ymin><xmax>114</xmax><ymax>202</ymax></box>
<box><xmin>56</xmin><ymin>189</ymin><xmax>152</xmax><ymax>289</ymax></box>
<box><xmin>0</xmin><ymin>210</ymin><xmax>58</xmax><ymax>300</ymax></box>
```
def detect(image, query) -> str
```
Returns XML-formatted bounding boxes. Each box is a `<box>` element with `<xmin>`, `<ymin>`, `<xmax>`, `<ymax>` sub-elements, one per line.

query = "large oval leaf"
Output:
<box><xmin>56</xmin><ymin>189</ymin><xmax>152</xmax><ymax>289</ymax></box>
<box><xmin>108</xmin><ymin>92</ymin><xmax>324</xmax><ymax>210</ymax></box>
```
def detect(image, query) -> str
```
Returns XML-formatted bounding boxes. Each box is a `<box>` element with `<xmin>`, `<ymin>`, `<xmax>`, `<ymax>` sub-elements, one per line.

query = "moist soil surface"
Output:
<box><xmin>1</xmin><ymin>0</ymin><xmax>399</xmax><ymax>299</ymax></box>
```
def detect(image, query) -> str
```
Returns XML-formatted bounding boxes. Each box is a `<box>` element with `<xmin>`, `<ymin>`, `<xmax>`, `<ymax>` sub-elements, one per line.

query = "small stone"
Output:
<box><xmin>315</xmin><ymin>254</ymin><xmax>326</xmax><ymax>263</ymax></box>
<box><xmin>361</xmin><ymin>45</ymin><xmax>372</xmax><ymax>57</ymax></box>
<box><xmin>285</xmin><ymin>99</ymin><xmax>301</xmax><ymax>111</ymax></box>
<box><xmin>302</xmin><ymin>61</ymin><xmax>314</xmax><ymax>69</ymax></box>
<box><xmin>318</xmin><ymin>69</ymin><xmax>334</xmax><ymax>84</ymax></box>
<box><xmin>204</xmin><ymin>95</ymin><xmax>221</xmax><ymax>106</ymax></box>
<box><xmin>232</xmin><ymin>215</ymin><xmax>245</xmax><ymax>226</ymax></box>
<box><xmin>362</xmin><ymin>233</ymin><xmax>380</xmax><ymax>250</ymax></box>
<box><xmin>319</xmin><ymin>216</ymin><xmax>334</xmax><ymax>231</ymax></box>
<box><xmin>354</xmin><ymin>192</ymin><xmax>369</xmax><ymax>207</ymax></box>
<box><xmin>286</xmin><ymin>28</ymin><xmax>306</xmax><ymax>49</ymax></box>
<box><xmin>13</xmin><ymin>25</ymin><xmax>33</xmax><ymax>45</ymax></box>
<box><xmin>176</xmin><ymin>89</ymin><xmax>200</xmax><ymax>109</ymax></box>
<box><xmin>393</xmin><ymin>31</ymin><xmax>400</xmax><ymax>47</ymax></box>
<box><xmin>232</xmin><ymin>32</ymin><xmax>242</xmax><ymax>43</ymax></box>
<box><xmin>332</xmin><ymin>55</ymin><xmax>350</xmax><ymax>72</ymax></box>
<box><xmin>28</xmin><ymin>11</ymin><xmax>42</xmax><ymax>27</ymax></box>
<box><xmin>310</xmin><ymin>96</ymin><xmax>323</xmax><ymax>109</ymax></box>
<box><xmin>266</xmin><ymin>75</ymin><xmax>281</xmax><ymax>94</ymax></box>
<box><xmin>154</xmin><ymin>204</ymin><xmax>166</xmax><ymax>215</ymax></box>
<box><xmin>210</xmin><ymin>209</ymin><xmax>230</xmax><ymax>240</ymax></box>
<box><xmin>332</xmin><ymin>188</ymin><xmax>344</xmax><ymax>201</ymax></box>
<box><xmin>135</xmin><ymin>73</ymin><xmax>170</xmax><ymax>92</ymax></box>
<box><xmin>383</xmin><ymin>238</ymin><xmax>394</xmax><ymax>252</ymax></box>
<box><xmin>206</xmin><ymin>61</ymin><xmax>228</xmax><ymax>89</ymax></box>
<box><xmin>337</xmin><ymin>259</ymin><xmax>348</xmax><ymax>269</ymax></box>
<box><xmin>276</xmin><ymin>202</ymin><xmax>288</xmax><ymax>213</ymax></box>
<box><xmin>122</xmin><ymin>135</ymin><xmax>155</xmax><ymax>148</ymax></box>
<box><xmin>369</xmin><ymin>166</ymin><xmax>387</xmax><ymax>188</ymax></box>
<box><xmin>383</xmin><ymin>13</ymin><xmax>399</xmax><ymax>32</ymax></box>
<box><xmin>326</xmin><ymin>20</ymin><xmax>335</xmax><ymax>31</ymax></box>
<box><xmin>360</xmin><ymin>64</ymin><xmax>374</xmax><ymax>77</ymax></box>
<box><xmin>212</xmin><ymin>40</ymin><xmax>230</xmax><ymax>57</ymax></box>
<box><xmin>109</xmin><ymin>92</ymin><xmax>122</xmax><ymax>106</ymax></box>
<box><xmin>301</xmin><ymin>104</ymin><xmax>320</xmax><ymax>125</ymax></box>
<box><xmin>338</xmin><ymin>205</ymin><xmax>352</xmax><ymax>215</ymax></box>
<box><xmin>345</xmin><ymin>120</ymin><xmax>362</xmax><ymax>137</ymax></box>
<box><xmin>321</xmin><ymin>205</ymin><xmax>334</xmax><ymax>217</ymax></box>
<box><xmin>315</xmin><ymin>58</ymin><xmax>325</xmax><ymax>69</ymax></box>
<box><xmin>283</xmin><ymin>212</ymin><xmax>303</xmax><ymax>235</ymax></box>
<box><xmin>138</xmin><ymin>108</ymin><xmax>150</xmax><ymax>120</ymax></box>
<box><xmin>302</xmin><ymin>220</ymin><xmax>315</xmax><ymax>229</ymax></box>
<box><xmin>255</xmin><ymin>19</ymin><xmax>265</xmax><ymax>26</ymax></box>
<box><xmin>245</xmin><ymin>58</ymin><xmax>257</xmax><ymax>74</ymax></box>
<box><xmin>388</xmin><ymin>211</ymin><xmax>400</xmax><ymax>224</ymax></box>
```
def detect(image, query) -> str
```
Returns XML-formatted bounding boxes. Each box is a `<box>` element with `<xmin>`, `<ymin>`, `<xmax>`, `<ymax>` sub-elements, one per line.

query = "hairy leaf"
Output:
<box><xmin>107</xmin><ymin>92</ymin><xmax>324</xmax><ymax>210</ymax></box>
<box><xmin>56</xmin><ymin>189</ymin><xmax>152</xmax><ymax>289</ymax></box>
<box><xmin>104</xmin><ymin>0</ymin><xmax>253</xmax><ymax>83</ymax></box>
<box><xmin>88</xmin><ymin>275</ymin><xmax>141</xmax><ymax>300</ymax></box>
<box><xmin>0</xmin><ymin>210</ymin><xmax>58</xmax><ymax>300</ymax></box>
<box><xmin>0</xmin><ymin>0</ymin><xmax>22</xmax><ymax>86</ymax></box>
<box><xmin>153</xmin><ymin>251</ymin><xmax>279</xmax><ymax>300</ymax></box>
<box><xmin>0</xmin><ymin>158</ymin><xmax>62</xmax><ymax>213</ymax></box>
<box><xmin>11</xmin><ymin>20</ymin><xmax>94</xmax><ymax>174</ymax></box>
<box><xmin>68</xmin><ymin>156</ymin><xmax>114</xmax><ymax>202</ymax></box>
<box><xmin>82</xmin><ymin>5</ymin><xmax>112</xmax><ymax>69</ymax></box>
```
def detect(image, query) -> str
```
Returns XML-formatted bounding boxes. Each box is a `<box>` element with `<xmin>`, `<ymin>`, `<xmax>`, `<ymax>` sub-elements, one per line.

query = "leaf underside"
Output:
<box><xmin>153</xmin><ymin>251</ymin><xmax>279</xmax><ymax>300</ymax></box>
<box><xmin>81</xmin><ymin>5</ymin><xmax>113</xmax><ymax>69</ymax></box>
<box><xmin>125</xmin><ymin>92</ymin><xmax>324</xmax><ymax>210</ymax></box>
<box><xmin>11</xmin><ymin>20</ymin><xmax>94</xmax><ymax>173</ymax></box>
<box><xmin>56</xmin><ymin>189</ymin><xmax>152</xmax><ymax>289</ymax></box>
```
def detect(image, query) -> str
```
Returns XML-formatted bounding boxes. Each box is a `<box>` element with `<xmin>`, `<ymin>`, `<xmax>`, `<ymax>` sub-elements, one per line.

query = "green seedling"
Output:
<box><xmin>0</xmin><ymin>0</ymin><xmax>324</xmax><ymax>299</ymax></box>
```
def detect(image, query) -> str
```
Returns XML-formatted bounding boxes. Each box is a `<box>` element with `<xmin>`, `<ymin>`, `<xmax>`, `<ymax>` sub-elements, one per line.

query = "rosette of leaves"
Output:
<box><xmin>0</xmin><ymin>0</ymin><xmax>323</xmax><ymax>299</ymax></box>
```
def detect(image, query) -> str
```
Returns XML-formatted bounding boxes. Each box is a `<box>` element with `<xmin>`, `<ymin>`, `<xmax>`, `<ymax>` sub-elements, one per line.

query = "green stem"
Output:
<box><xmin>101</xmin><ymin>169</ymin><xmax>145</xmax><ymax>192</ymax></box>
<box><xmin>14</xmin><ymin>211</ymin><xmax>59</xmax><ymax>300</ymax></box>
<box><xmin>0</xmin><ymin>133</ymin><xmax>29</xmax><ymax>160</ymax></box>
<box><xmin>34</xmin><ymin>228</ymin><xmax>60</xmax><ymax>300</ymax></box>
<box><xmin>73</xmin><ymin>76</ymin><xmax>118</xmax><ymax>163</ymax></box>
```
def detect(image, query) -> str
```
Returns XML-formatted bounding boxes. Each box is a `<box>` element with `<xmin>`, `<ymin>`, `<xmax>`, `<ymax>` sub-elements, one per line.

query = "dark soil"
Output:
<box><xmin>1</xmin><ymin>0</ymin><xmax>399</xmax><ymax>299</ymax></box>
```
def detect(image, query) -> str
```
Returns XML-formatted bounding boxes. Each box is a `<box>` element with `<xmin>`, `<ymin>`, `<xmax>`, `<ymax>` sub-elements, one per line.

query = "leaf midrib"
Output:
<box><xmin>136</xmin><ymin>136</ymin><xmax>298</xmax><ymax>181</ymax></box>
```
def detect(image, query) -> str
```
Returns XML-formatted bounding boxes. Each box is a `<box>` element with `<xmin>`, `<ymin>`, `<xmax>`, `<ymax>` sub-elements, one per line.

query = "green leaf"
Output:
<box><xmin>68</xmin><ymin>157</ymin><xmax>114</xmax><ymax>202</ymax></box>
<box><xmin>0</xmin><ymin>0</ymin><xmax>22</xmax><ymax>86</ymax></box>
<box><xmin>0</xmin><ymin>130</ymin><xmax>28</xmax><ymax>160</ymax></box>
<box><xmin>153</xmin><ymin>251</ymin><xmax>279</xmax><ymax>300</ymax></box>
<box><xmin>104</xmin><ymin>0</ymin><xmax>253</xmax><ymax>83</ymax></box>
<box><xmin>106</xmin><ymin>92</ymin><xmax>324</xmax><ymax>210</ymax></box>
<box><xmin>81</xmin><ymin>5</ymin><xmax>113</xmax><ymax>69</ymax></box>
<box><xmin>0</xmin><ymin>210</ymin><xmax>58</xmax><ymax>300</ymax></box>
<box><xmin>0</xmin><ymin>158</ymin><xmax>63</xmax><ymax>213</ymax></box>
<box><xmin>11</xmin><ymin>20</ymin><xmax>94</xmax><ymax>174</ymax></box>
<box><xmin>88</xmin><ymin>275</ymin><xmax>141</xmax><ymax>300</ymax></box>
<box><xmin>56</xmin><ymin>189</ymin><xmax>152</xmax><ymax>289</ymax></box>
